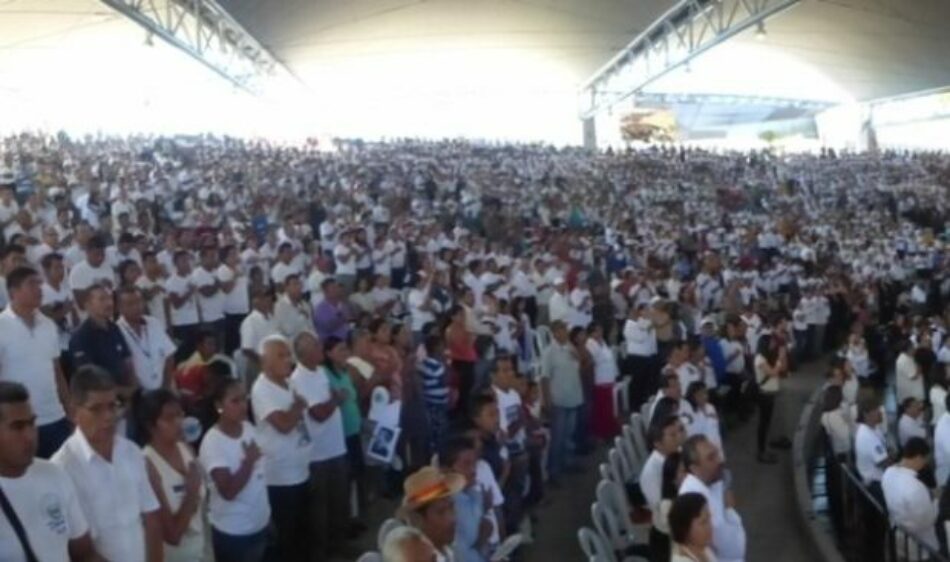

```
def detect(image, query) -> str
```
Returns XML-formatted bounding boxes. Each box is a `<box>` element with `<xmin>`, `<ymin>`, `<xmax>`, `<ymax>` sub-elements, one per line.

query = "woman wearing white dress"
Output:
<box><xmin>199</xmin><ymin>377</ymin><xmax>270</xmax><ymax>562</ymax></box>
<box><xmin>669</xmin><ymin>492</ymin><xmax>718</xmax><ymax>562</ymax></box>
<box><xmin>142</xmin><ymin>389</ymin><xmax>208</xmax><ymax>562</ymax></box>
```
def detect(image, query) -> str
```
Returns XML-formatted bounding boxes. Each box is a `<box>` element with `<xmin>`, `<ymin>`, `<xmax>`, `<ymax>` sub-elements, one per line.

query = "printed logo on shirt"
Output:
<box><xmin>42</xmin><ymin>493</ymin><xmax>67</xmax><ymax>535</ymax></box>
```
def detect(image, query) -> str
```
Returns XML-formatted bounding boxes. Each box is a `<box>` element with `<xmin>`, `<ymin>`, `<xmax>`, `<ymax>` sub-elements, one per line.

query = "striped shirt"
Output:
<box><xmin>419</xmin><ymin>356</ymin><xmax>449</xmax><ymax>406</ymax></box>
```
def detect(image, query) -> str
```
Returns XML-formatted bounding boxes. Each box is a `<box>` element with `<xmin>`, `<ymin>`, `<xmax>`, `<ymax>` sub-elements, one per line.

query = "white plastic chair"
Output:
<box><xmin>591</xmin><ymin>501</ymin><xmax>636</xmax><ymax>558</ymax></box>
<box><xmin>607</xmin><ymin>447</ymin><xmax>632</xmax><ymax>484</ymax></box>
<box><xmin>624</xmin><ymin>419</ymin><xmax>649</xmax><ymax>461</ymax></box>
<box><xmin>613</xmin><ymin>378</ymin><xmax>631</xmax><ymax>416</ymax></box>
<box><xmin>614</xmin><ymin>435</ymin><xmax>641</xmax><ymax>480</ymax></box>
<box><xmin>377</xmin><ymin>518</ymin><xmax>404</xmax><ymax>551</ymax></box>
<box><xmin>356</xmin><ymin>552</ymin><xmax>382</xmax><ymax>562</ymax></box>
<box><xmin>599</xmin><ymin>461</ymin><xmax>621</xmax><ymax>484</ymax></box>
<box><xmin>490</xmin><ymin>533</ymin><xmax>525</xmax><ymax>561</ymax></box>
<box><xmin>595</xmin><ymin>480</ymin><xmax>644</xmax><ymax>549</ymax></box>
<box><xmin>578</xmin><ymin>525</ymin><xmax>617</xmax><ymax>562</ymax></box>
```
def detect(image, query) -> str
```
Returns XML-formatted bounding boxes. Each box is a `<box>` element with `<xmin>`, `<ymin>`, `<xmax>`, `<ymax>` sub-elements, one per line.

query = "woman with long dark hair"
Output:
<box><xmin>322</xmin><ymin>336</ymin><xmax>366</xmax><ymax>525</ymax></box>
<box><xmin>753</xmin><ymin>333</ymin><xmax>788</xmax><ymax>464</ymax></box>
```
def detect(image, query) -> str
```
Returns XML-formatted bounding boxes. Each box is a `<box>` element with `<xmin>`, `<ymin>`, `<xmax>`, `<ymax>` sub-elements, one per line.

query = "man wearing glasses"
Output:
<box><xmin>52</xmin><ymin>365</ymin><xmax>163</xmax><ymax>562</ymax></box>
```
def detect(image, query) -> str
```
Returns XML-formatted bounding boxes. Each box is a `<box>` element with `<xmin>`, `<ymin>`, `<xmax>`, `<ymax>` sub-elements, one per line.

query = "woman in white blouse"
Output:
<box><xmin>685</xmin><ymin>382</ymin><xmax>724</xmax><ymax>460</ymax></box>
<box><xmin>586</xmin><ymin>323</ymin><xmax>620</xmax><ymax>439</ymax></box>
<box><xmin>141</xmin><ymin>389</ymin><xmax>208</xmax><ymax>562</ymax></box>
<box><xmin>845</xmin><ymin>334</ymin><xmax>872</xmax><ymax>383</ymax></box>
<box><xmin>199</xmin><ymin>377</ymin><xmax>270</xmax><ymax>562</ymax></box>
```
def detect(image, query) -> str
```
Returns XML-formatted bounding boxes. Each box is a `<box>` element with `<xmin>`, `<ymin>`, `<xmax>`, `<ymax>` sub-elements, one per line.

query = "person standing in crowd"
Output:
<box><xmin>0</xmin><ymin>266</ymin><xmax>70</xmax><ymax>458</ymax></box>
<box><xmin>586</xmin><ymin>323</ymin><xmax>620</xmax><ymax>440</ymax></box>
<box><xmin>68</xmin><ymin>235</ymin><xmax>115</xmax><ymax>308</ymax></box>
<box><xmin>313</xmin><ymin>278</ymin><xmax>351</xmax><ymax>342</ymax></box>
<box><xmin>440</xmin><ymin>435</ymin><xmax>491</xmax><ymax>562</ymax></box>
<box><xmin>540</xmin><ymin>320</ymin><xmax>583</xmax><ymax>484</ymax></box>
<box><xmin>446</xmin><ymin>304</ymin><xmax>478</xmax><ymax>415</ymax></box>
<box><xmin>69</xmin><ymin>284</ymin><xmax>136</xmax><ymax>388</ymax></box>
<box><xmin>753</xmin><ymin>333</ymin><xmax>789</xmax><ymax>464</ymax></box>
<box><xmin>679</xmin><ymin>434</ymin><xmax>746</xmax><ymax>562</ymax></box>
<box><xmin>668</xmin><ymin>493</ymin><xmax>717</xmax><ymax>562</ymax></box>
<box><xmin>250</xmin><ymin>335</ymin><xmax>312</xmax><ymax>562</ymax></box>
<box><xmin>896</xmin><ymin>339</ymin><xmax>925</xmax><ymax>403</ymax></box>
<box><xmin>720</xmin><ymin>316</ymin><xmax>748</xmax><ymax>421</ymax></box>
<box><xmin>381</xmin><ymin>526</ymin><xmax>438</xmax><ymax>562</ymax></box>
<box><xmin>643</xmin><ymin>415</ymin><xmax>686</xmax><ymax>562</ymax></box>
<box><xmin>199</xmin><ymin>376</ymin><xmax>270</xmax><ymax>562</ymax></box>
<box><xmin>936</xmin><ymin>394</ymin><xmax>950</xmax><ymax>487</ymax></box>
<box><xmin>165</xmin><ymin>250</ymin><xmax>202</xmax><ymax>356</ymax></box>
<box><xmin>881</xmin><ymin>437</ymin><xmax>938</xmax><ymax>559</ymax></box>
<box><xmin>323</xmin><ymin>336</ymin><xmax>367</xmax><ymax>528</ymax></box>
<box><xmin>274</xmin><ymin>273</ymin><xmax>314</xmax><ymax>341</ymax></box>
<box><xmin>52</xmin><ymin>366</ymin><xmax>163</xmax><ymax>562</ymax></box>
<box><xmin>421</xmin><ymin>333</ymin><xmax>451</xmax><ymax>451</ymax></box>
<box><xmin>0</xmin><ymin>381</ymin><xmax>98</xmax><ymax>561</ymax></box>
<box><xmin>136</xmin><ymin>251</ymin><xmax>169</xmax><ymax>329</ymax></box>
<box><xmin>140</xmin><ymin>389</ymin><xmax>207</xmax><ymax>562</ymax></box>
<box><xmin>291</xmin><ymin>331</ymin><xmax>353</xmax><ymax>562</ymax></box>
<box><xmin>240</xmin><ymin>288</ymin><xmax>278</xmax><ymax>378</ymax></box>
<box><xmin>399</xmin><ymin>465</ymin><xmax>464</xmax><ymax>561</ymax></box>
<box><xmin>623</xmin><ymin>302</ymin><xmax>658</xmax><ymax>410</ymax></box>
<box><xmin>194</xmin><ymin>245</ymin><xmax>226</xmax><ymax>345</ymax></box>
<box><xmin>117</xmin><ymin>286</ymin><xmax>177</xmax><ymax>392</ymax></box>
<box><xmin>219</xmin><ymin>245</ymin><xmax>250</xmax><ymax>355</ymax></box>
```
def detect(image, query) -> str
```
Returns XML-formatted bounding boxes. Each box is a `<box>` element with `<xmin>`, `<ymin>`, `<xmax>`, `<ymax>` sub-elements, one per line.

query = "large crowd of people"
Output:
<box><xmin>0</xmin><ymin>132</ymin><xmax>948</xmax><ymax>562</ymax></box>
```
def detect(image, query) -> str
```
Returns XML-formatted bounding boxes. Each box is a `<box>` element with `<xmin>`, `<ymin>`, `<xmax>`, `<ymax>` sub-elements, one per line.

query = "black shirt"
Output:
<box><xmin>69</xmin><ymin>318</ymin><xmax>132</xmax><ymax>384</ymax></box>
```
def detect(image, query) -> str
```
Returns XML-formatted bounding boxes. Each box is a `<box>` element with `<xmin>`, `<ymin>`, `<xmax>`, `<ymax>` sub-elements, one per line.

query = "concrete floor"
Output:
<box><xmin>352</xmin><ymin>361</ymin><xmax>827</xmax><ymax>561</ymax></box>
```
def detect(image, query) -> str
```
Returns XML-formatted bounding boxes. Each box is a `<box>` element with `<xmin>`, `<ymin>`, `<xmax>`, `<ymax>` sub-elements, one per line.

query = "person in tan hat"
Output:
<box><xmin>400</xmin><ymin>465</ymin><xmax>465</xmax><ymax>561</ymax></box>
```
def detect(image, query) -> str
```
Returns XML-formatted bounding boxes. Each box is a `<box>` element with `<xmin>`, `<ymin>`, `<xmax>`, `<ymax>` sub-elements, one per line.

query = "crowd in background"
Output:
<box><xmin>0</xmin><ymin>132</ymin><xmax>949</xmax><ymax>562</ymax></box>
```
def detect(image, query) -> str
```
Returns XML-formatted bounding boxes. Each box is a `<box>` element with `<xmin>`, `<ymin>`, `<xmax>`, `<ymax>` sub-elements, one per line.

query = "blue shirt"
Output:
<box><xmin>702</xmin><ymin>335</ymin><xmax>728</xmax><ymax>385</ymax></box>
<box><xmin>453</xmin><ymin>486</ymin><xmax>488</xmax><ymax>562</ymax></box>
<box><xmin>419</xmin><ymin>356</ymin><xmax>449</xmax><ymax>407</ymax></box>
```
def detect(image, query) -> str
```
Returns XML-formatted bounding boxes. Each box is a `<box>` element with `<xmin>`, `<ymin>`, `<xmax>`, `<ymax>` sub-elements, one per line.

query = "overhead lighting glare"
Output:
<box><xmin>755</xmin><ymin>21</ymin><xmax>767</xmax><ymax>41</ymax></box>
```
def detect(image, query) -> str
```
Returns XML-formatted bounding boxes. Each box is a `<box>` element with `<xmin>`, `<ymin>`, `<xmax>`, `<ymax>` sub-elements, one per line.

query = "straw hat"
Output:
<box><xmin>402</xmin><ymin>467</ymin><xmax>465</xmax><ymax>510</ymax></box>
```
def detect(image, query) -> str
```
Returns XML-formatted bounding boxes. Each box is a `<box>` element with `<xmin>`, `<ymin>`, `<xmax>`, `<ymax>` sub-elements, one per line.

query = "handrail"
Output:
<box><xmin>791</xmin><ymin>382</ymin><xmax>848</xmax><ymax>562</ymax></box>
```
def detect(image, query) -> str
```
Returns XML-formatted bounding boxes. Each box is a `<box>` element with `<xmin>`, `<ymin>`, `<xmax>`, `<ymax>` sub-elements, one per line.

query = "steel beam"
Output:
<box><xmin>99</xmin><ymin>0</ymin><xmax>285</xmax><ymax>95</ymax></box>
<box><xmin>633</xmin><ymin>91</ymin><xmax>834</xmax><ymax>111</ymax></box>
<box><xmin>579</xmin><ymin>0</ymin><xmax>802</xmax><ymax>119</ymax></box>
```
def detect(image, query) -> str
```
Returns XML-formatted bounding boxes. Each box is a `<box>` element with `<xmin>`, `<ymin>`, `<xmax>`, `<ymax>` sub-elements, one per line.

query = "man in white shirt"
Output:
<box><xmin>881</xmin><ymin>437</ymin><xmax>939</xmax><ymax>558</ymax></box>
<box><xmin>333</xmin><ymin>231</ymin><xmax>357</xmax><ymax>295</ymax></box>
<box><xmin>547</xmin><ymin>277</ymin><xmax>573</xmax><ymax>326</ymax></box>
<box><xmin>250</xmin><ymin>335</ymin><xmax>311</xmax><ymax>562</ymax></box>
<box><xmin>290</xmin><ymin>331</ymin><xmax>352</xmax><ymax>560</ymax></box>
<box><xmin>240</xmin><ymin>289</ymin><xmax>278</xmax><ymax>377</ymax></box>
<box><xmin>274</xmin><ymin>274</ymin><xmax>314</xmax><ymax>341</ymax></box>
<box><xmin>270</xmin><ymin>242</ymin><xmax>301</xmax><ymax>290</ymax></box>
<box><xmin>52</xmin><ymin>365</ymin><xmax>162</xmax><ymax>562</ymax></box>
<box><xmin>623</xmin><ymin>303</ymin><xmax>658</xmax><ymax>410</ymax></box>
<box><xmin>193</xmin><ymin>246</ymin><xmax>225</xmax><ymax>343</ymax></box>
<box><xmin>0</xmin><ymin>266</ymin><xmax>70</xmax><ymax>458</ymax></box>
<box><xmin>408</xmin><ymin>271</ymin><xmax>437</xmax><ymax>342</ymax></box>
<box><xmin>855</xmin><ymin>397</ymin><xmax>891</xmax><ymax>486</ymax></box>
<box><xmin>135</xmin><ymin>251</ymin><xmax>168</xmax><ymax>329</ymax></box>
<box><xmin>68</xmin><ymin>235</ymin><xmax>115</xmax><ymax>309</ymax></box>
<box><xmin>679</xmin><ymin>434</ymin><xmax>746</xmax><ymax>562</ymax></box>
<box><xmin>0</xmin><ymin>381</ymin><xmax>98</xmax><ymax>562</ymax></box>
<box><xmin>116</xmin><ymin>287</ymin><xmax>176</xmax><ymax>392</ymax></box>
<box><xmin>934</xmin><ymin>394</ymin><xmax>950</xmax><ymax>486</ymax></box>
<box><xmin>165</xmin><ymin>250</ymin><xmax>201</xmax><ymax>358</ymax></box>
<box><xmin>642</xmin><ymin>415</ymin><xmax>685</xmax><ymax>559</ymax></box>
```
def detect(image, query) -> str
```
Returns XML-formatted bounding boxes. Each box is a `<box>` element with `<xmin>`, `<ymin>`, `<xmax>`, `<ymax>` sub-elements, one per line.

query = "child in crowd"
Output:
<box><xmin>439</xmin><ymin>435</ymin><xmax>494</xmax><ymax>562</ymax></box>
<box><xmin>490</xmin><ymin>354</ymin><xmax>528</xmax><ymax>535</ymax></box>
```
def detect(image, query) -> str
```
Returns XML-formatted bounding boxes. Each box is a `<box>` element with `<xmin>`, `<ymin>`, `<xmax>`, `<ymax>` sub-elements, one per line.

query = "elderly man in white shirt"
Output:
<box><xmin>679</xmin><ymin>434</ymin><xmax>746</xmax><ymax>562</ymax></box>
<box><xmin>881</xmin><ymin>437</ymin><xmax>938</xmax><ymax>560</ymax></box>
<box><xmin>52</xmin><ymin>365</ymin><xmax>162</xmax><ymax>562</ymax></box>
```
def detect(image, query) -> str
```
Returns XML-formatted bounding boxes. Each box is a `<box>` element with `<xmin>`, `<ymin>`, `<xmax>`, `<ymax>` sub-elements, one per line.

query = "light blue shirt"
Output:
<box><xmin>453</xmin><ymin>486</ymin><xmax>488</xmax><ymax>562</ymax></box>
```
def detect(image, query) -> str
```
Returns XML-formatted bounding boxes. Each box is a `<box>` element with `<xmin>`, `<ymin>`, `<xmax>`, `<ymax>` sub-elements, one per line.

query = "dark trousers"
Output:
<box><xmin>37</xmin><ymin>417</ymin><xmax>72</xmax><ymax>459</ymax></box>
<box><xmin>310</xmin><ymin>455</ymin><xmax>350</xmax><ymax>562</ymax></box>
<box><xmin>224</xmin><ymin>313</ymin><xmax>245</xmax><ymax>355</ymax></box>
<box><xmin>757</xmin><ymin>392</ymin><xmax>776</xmax><ymax>454</ymax></box>
<box><xmin>345</xmin><ymin>433</ymin><xmax>368</xmax><ymax>519</ymax></box>
<box><xmin>623</xmin><ymin>354</ymin><xmax>657</xmax><ymax>411</ymax></box>
<box><xmin>524</xmin><ymin>297</ymin><xmax>538</xmax><ymax>327</ymax></box>
<box><xmin>503</xmin><ymin>452</ymin><xmax>528</xmax><ymax>533</ymax></box>
<box><xmin>171</xmin><ymin>323</ymin><xmax>200</xmax><ymax>363</ymax></box>
<box><xmin>649</xmin><ymin>526</ymin><xmax>671</xmax><ymax>562</ymax></box>
<box><xmin>452</xmin><ymin>359</ymin><xmax>476</xmax><ymax>416</ymax></box>
<box><xmin>525</xmin><ymin>440</ymin><xmax>545</xmax><ymax>508</ymax></box>
<box><xmin>212</xmin><ymin>527</ymin><xmax>268</xmax><ymax>562</ymax></box>
<box><xmin>268</xmin><ymin>482</ymin><xmax>310</xmax><ymax>562</ymax></box>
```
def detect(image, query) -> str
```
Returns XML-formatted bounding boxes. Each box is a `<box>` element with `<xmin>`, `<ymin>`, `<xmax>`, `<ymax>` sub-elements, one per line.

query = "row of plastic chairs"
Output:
<box><xmin>579</xmin><ymin>413</ymin><xmax>652</xmax><ymax>562</ymax></box>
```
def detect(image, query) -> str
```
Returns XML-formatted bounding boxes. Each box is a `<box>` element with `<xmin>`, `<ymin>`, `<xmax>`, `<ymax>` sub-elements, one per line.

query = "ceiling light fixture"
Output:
<box><xmin>755</xmin><ymin>21</ymin><xmax>767</xmax><ymax>41</ymax></box>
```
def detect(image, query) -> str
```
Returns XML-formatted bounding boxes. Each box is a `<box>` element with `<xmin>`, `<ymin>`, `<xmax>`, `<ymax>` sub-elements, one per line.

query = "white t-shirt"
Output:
<box><xmin>476</xmin><ymin>459</ymin><xmax>504</xmax><ymax>545</ymax></box>
<box><xmin>191</xmin><ymin>267</ymin><xmax>224</xmax><ymax>322</ymax></box>
<box><xmin>0</xmin><ymin>460</ymin><xmax>89</xmax><ymax>562</ymax></box>
<box><xmin>240</xmin><ymin>310</ymin><xmax>278</xmax><ymax>353</ymax></box>
<box><xmin>68</xmin><ymin>260</ymin><xmax>115</xmax><ymax>291</ymax></box>
<box><xmin>291</xmin><ymin>364</ymin><xmax>347</xmax><ymax>462</ymax></box>
<box><xmin>250</xmin><ymin>376</ymin><xmax>312</xmax><ymax>486</ymax></box>
<box><xmin>199</xmin><ymin>422</ymin><xmax>271</xmax><ymax>535</ymax></box>
<box><xmin>408</xmin><ymin>287</ymin><xmax>435</xmax><ymax>332</ymax></box>
<box><xmin>134</xmin><ymin>276</ymin><xmax>168</xmax><ymax>328</ymax></box>
<box><xmin>217</xmin><ymin>265</ymin><xmax>249</xmax><ymax>316</ymax></box>
<box><xmin>334</xmin><ymin>244</ymin><xmax>356</xmax><ymax>275</ymax></box>
<box><xmin>493</xmin><ymin>386</ymin><xmax>526</xmax><ymax>451</ymax></box>
<box><xmin>0</xmin><ymin>308</ymin><xmax>65</xmax><ymax>425</ymax></box>
<box><xmin>165</xmin><ymin>273</ymin><xmax>200</xmax><ymax>326</ymax></box>
<box><xmin>855</xmin><ymin>423</ymin><xmax>889</xmax><ymax>485</ymax></box>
